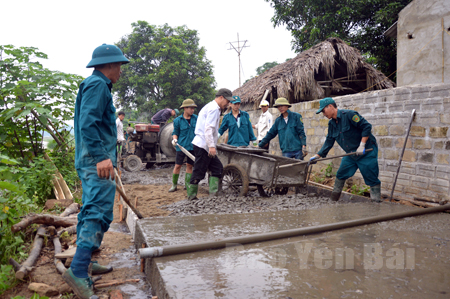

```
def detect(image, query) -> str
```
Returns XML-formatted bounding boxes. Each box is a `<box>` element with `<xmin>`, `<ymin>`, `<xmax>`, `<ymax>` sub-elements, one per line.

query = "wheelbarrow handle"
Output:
<box><xmin>278</xmin><ymin>148</ymin><xmax>374</xmax><ymax>169</ymax></box>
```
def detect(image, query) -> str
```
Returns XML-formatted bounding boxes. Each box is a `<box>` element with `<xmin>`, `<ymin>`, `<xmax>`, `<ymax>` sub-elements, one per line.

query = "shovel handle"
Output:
<box><xmin>279</xmin><ymin>148</ymin><xmax>373</xmax><ymax>169</ymax></box>
<box><xmin>114</xmin><ymin>169</ymin><xmax>143</xmax><ymax>219</ymax></box>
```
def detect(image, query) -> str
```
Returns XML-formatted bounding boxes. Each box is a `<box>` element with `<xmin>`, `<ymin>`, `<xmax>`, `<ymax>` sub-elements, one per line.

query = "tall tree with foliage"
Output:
<box><xmin>0</xmin><ymin>46</ymin><xmax>82</xmax><ymax>291</ymax></box>
<box><xmin>0</xmin><ymin>45</ymin><xmax>83</xmax><ymax>159</ymax></box>
<box><xmin>266</xmin><ymin>0</ymin><xmax>412</xmax><ymax>77</ymax></box>
<box><xmin>114</xmin><ymin>21</ymin><xmax>216</xmax><ymax>117</ymax></box>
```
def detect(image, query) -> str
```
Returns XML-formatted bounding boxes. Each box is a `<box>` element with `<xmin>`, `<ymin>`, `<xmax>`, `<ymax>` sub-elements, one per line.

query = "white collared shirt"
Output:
<box><xmin>192</xmin><ymin>100</ymin><xmax>221</xmax><ymax>151</ymax></box>
<box><xmin>116</xmin><ymin>118</ymin><xmax>124</xmax><ymax>141</ymax></box>
<box><xmin>254</xmin><ymin>110</ymin><xmax>273</xmax><ymax>141</ymax></box>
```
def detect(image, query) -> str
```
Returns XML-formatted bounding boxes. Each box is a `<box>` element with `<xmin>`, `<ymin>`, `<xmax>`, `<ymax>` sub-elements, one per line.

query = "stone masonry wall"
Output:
<box><xmin>243</xmin><ymin>83</ymin><xmax>450</xmax><ymax>203</ymax></box>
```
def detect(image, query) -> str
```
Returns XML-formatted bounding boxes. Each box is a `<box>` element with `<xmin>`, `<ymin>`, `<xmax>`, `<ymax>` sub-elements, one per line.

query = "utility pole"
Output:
<box><xmin>228</xmin><ymin>33</ymin><xmax>249</xmax><ymax>87</ymax></box>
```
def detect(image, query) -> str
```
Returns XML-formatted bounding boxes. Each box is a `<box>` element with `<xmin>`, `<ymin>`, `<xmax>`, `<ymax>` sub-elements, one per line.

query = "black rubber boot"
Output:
<box><xmin>330</xmin><ymin>178</ymin><xmax>346</xmax><ymax>201</ymax></box>
<box><xmin>370</xmin><ymin>184</ymin><xmax>382</xmax><ymax>203</ymax></box>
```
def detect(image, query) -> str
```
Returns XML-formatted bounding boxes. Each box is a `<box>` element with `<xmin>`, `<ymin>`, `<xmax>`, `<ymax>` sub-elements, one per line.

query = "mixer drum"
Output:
<box><xmin>159</xmin><ymin>122</ymin><xmax>177</xmax><ymax>158</ymax></box>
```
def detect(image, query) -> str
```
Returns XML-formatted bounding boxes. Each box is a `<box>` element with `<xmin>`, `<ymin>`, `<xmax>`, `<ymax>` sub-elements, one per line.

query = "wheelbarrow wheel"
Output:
<box><xmin>257</xmin><ymin>185</ymin><xmax>289</xmax><ymax>197</ymax></box>
<box><xmin>219</xmin><ymin>164</ymin><xmax>249</xmax><ymax>197</ymax></box>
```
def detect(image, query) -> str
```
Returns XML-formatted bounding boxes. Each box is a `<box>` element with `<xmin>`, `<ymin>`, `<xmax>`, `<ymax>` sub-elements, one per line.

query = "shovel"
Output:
<box><xmin>174</xmin><ymin>141</ymin><xmax>196</xmax><ymax>161</ymax></box>
<box><xmin>114</xmin><ymin>168</ymin><xmax>143</xmax><ymax>219</ymax></box>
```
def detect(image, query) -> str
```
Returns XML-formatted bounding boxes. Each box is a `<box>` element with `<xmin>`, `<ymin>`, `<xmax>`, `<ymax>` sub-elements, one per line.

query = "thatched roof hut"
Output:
<box><xmin>234</xmin><ymin>37</ymin><xmax>395</xmax><ymax>111</ymax></box>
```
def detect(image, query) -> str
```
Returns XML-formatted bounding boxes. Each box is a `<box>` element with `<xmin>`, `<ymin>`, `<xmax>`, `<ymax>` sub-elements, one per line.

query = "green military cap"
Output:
<box><xmin>231</xmin><ymin>96</ymin><xmax>241</xmax><ymax>104</ymax></box>
<box><xmin>174</xmin><ymin>109</ymin><xmax>180</xmax><ymax>116</ymax></box>
<box><xmin>273</xmin><ymin>97</ymin><xmax>291</xmax><ymax>107</ymax></box>
<box><xmin>316</xmin><ymin>97</ymin><xmax>336</xmax><ymax>114</ymax></box>
<box><xmin>87</xmin><ymin>44</ymin><xmax>129</xmax><ymax>68</ymax></box>
<box><xmin>180</xmin><ymin>99</ymin><xmax>197</xmax><ymax>108</ymax></box>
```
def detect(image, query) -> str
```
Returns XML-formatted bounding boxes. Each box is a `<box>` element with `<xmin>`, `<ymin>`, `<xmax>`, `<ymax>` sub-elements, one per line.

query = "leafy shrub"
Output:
<box><xmin>20</xmin><ymin>157</ymin><xmax>56</xmax><ymax>205</ymax></box>
<box><xmin>350</xmin><ymin>184</ymin><xmax>370</xmax><ymax>196</ymax></box>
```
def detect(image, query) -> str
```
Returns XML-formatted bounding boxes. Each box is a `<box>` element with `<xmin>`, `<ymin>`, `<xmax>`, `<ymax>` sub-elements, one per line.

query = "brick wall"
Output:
<box><xmin>243</xmin><ymin>83</ymin><xmax>450</xmax><ymax>203</ymax></box>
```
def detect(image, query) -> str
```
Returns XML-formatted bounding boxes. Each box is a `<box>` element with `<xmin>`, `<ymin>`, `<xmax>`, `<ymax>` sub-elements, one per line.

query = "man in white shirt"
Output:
<box><xmin>252</xmin><ymin>99</ymin><xmax>273</xmax><ymax>149</ymax></box>
<box><xmin>116</xmin><ymin>111</ymin><xmax>125</xmax><ymax>158</ymax></box>
<box><xmin>188</xmin><ymin>88</ymin><xmax>232</xmax><ymax>200</ymax></box>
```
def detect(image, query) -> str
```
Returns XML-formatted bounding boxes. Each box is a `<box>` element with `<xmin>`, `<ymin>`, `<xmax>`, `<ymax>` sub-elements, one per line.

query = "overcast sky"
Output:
<box><xmin>1</xmin><ymin>0</ymin><xmax>297</xmax><ymax>95</ymax></box>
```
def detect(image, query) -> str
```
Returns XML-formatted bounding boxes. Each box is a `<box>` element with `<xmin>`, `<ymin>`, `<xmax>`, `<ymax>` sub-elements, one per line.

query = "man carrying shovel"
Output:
<box><xmin>310</xmin><ymin>97</ymin><xmax>381</xmax><ymax>202</ymax></box>
<box><xmin>67</xmin><ymin>44</ymin><xmax>129</xmax><ymax>299</ymax></box>
<box><xmin>188</xmin><ymin>88</ymin><xmax>232</xmax><ymax>200</ymax></box>
<box><xmin>169</xmin><ymin>99</ymin><xmax>198</xmax><ymax>192</ymax></box>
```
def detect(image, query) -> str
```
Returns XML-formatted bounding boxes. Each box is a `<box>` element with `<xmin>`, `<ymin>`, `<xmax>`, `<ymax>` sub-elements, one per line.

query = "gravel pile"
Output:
<box><xmin>163</xmin><ymin>193</ymin><xmax>337</xmax><ymax>216</ymax></box>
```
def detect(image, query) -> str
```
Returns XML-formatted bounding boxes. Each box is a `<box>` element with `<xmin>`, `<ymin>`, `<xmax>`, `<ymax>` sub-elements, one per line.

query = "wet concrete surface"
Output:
<box><xmin>135</xmin><ymin>202</ymin><xmax>450</xmax><ymax>299</ymax></box>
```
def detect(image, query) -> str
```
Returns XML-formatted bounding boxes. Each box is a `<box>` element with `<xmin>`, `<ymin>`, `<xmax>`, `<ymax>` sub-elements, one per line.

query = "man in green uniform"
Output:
<box><xmin>219</xmin><ymin>96</ymin><xmax>256</xmax><ymax>146</ymax></box>
<box><xmin>310</xmin><ymin>97</ymin><xmax>381</xmax><ymax>202</ymax></box>
<box><xmin>258</xmin><ymin>97</ymin><xmax>307</xmax><ymax>159</ymax></box>
<box><xmin>169</xmin><ymin>99</ymin><xmax>197</xmax><ymax>192</ymax></box>
<box><xmin>64</xmin><ymin>44</ymin><xmax>129</xmax><ymax>299</ymax></box>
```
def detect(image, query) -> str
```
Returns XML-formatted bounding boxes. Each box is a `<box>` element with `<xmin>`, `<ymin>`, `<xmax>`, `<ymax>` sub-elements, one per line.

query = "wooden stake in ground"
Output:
<box><xmin>43</xmin><ymin>153</ymin><xmax>73</xmax><ymax>200</ymax></box>
<box><xmin>140</xmin><ymin>243</ymin><xmax>146</xmax><ymax>273</ymax></box>
<box><xmin>15</xmin><ymin>226</ymin><xmax>47</xmax><ymax>280</ymax></box>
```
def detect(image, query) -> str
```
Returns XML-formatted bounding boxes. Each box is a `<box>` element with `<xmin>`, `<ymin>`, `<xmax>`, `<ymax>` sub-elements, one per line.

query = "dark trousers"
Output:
<box><xmin>336</xmin><ymin>145</ymin><xmax>381</xmax><ymax>187</ymax></box>
<box><xmin>190</xmin><ymin>145</ymin><xmax>223</xmax><ymax>184</ymax></box>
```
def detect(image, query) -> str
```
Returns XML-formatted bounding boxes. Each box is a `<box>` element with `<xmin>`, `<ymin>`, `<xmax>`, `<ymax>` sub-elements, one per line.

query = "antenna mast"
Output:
<box><xmin>228</xmin><ymin>33</ymin><xmax>249</xmax><ymax>87</ymax></box>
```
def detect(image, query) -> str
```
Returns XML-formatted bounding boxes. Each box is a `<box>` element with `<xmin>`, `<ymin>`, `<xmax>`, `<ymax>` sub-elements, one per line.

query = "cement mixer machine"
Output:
<box><xmin>121</xmin><ymin>122</ymin><xmax>176</xmax><ymax>172</ymax></box>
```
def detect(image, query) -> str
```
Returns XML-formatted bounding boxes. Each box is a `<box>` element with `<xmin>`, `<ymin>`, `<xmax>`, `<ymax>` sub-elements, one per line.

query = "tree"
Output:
<box><xmin>266</xmin><ymin>0</ymin><xmax>412</xmax><ymax>77</ymax></box>
<box><xmin>256</xmin><ymin>61</ymin><xmax>279</xmax><ymax>75</ymax></box>
<box><xmin>0</xmin><ymin>45</ymin><xmax>83</xmax><ymax>160</ymax></box>
<box><xmin>114</xmin><ymin>21</ymin><xmax>216</xmax><ymax>118</ymax></box>
<box><xmin>0</xmin><ymin>46</ymin><xmax>83</xmax><ymax>275</ymax></box>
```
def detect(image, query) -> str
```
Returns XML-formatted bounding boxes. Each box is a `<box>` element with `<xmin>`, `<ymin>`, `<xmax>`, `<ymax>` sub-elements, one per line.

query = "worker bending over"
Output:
<box><xmin>151</xmin><ymin>108</ymin><xmax>179</xmax><ymax>125</ymax></box>
<box><xmin>170</xmin><ymin>99</ymin><xmax>198</xmax><ymax>192</ymax></box>
<box><xmin>310</xmin><ymin>97</ymin><xmax>381</xmax><ymax>202</ymax></box>
<box><xmin>219</xmin><ymin>96</ymin><xmax>256</xmax><ymax>146</ymax></box>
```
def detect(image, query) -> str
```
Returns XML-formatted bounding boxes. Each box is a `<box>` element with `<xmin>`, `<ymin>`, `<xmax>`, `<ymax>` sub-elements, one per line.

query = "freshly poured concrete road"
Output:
<box><xmin>135</xmin><ymin>203</ymin><xmax>450</xmax><ymax>299</ymax></box>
